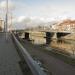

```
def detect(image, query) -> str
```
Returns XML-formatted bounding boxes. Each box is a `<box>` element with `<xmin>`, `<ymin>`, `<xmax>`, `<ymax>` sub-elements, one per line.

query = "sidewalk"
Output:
<box><xmin>0</xmin><ymin>32</ymin><xmax>23</xmax><ymax>75</ymax></box>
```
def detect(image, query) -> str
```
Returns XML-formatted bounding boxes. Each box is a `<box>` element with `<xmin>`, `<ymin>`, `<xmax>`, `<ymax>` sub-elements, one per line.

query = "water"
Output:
<box><xmin>50</xmin><ymin>39</ymin><xmax>75</xmax><ymax>55</ymax></box>
<box><xmin>29</xmin><ymin>33</ymin><xmax>75</xmax><ymax>55</ymax></box>
<box><xmin>29</xmin><ymin>32</ymin><xmax>46</xmax><ymax>45</ymax></box>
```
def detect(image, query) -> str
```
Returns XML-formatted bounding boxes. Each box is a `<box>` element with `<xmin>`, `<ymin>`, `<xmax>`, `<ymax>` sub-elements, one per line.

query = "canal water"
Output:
<box><xmin>29</xmin><ymin>32</ymin><xmax>75</xmax><ymax>56</ymax></box>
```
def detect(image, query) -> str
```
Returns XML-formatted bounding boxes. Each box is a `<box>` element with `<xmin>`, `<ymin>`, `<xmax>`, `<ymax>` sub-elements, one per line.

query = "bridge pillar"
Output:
<box><xmin>46</xmin><ymin>32</ymin><xmax>54</xmax><ymax>44</ymax></box>
<box><xmin>25</xmin><ymin>32</ymin><xmax>30</xmax><ymax>40</ymax></box>
<box><xmin>52</xmin><ymin>32</ymin><xmax>57</xmax><ymax>39</ymax></box>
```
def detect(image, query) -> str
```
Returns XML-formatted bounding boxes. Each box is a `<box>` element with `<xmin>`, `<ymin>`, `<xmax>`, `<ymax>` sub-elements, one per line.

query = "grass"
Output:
<box><xmin>20</xmin><ymin>38</ymin><xmax>75</xmax><ymax>66</ymax></box>
<box><xmin>37</xmin><ymin>44</ymin><xmax>75</xmax><ymax>66</ymax></box>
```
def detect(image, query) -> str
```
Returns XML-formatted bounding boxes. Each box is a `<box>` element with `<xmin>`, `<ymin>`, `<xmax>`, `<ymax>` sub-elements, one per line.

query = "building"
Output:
<box><xmin>0</xmin><ymin>19</ymin><xmax>4</xmax><ymax>32</ymax></box>
<box><xmin>56</xmin><ymin>19</ymin><xmax>75</xmax><ymax>32</ymax></box>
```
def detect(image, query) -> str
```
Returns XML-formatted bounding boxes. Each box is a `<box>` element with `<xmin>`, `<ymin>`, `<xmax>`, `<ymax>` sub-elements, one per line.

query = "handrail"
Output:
<box><xmin>11</xmin><ymin>33</ymin><xmax>47</xmax><ymax>75</ymax></box>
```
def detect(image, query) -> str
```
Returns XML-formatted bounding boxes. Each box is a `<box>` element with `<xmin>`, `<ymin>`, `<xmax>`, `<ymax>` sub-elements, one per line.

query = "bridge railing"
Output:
<box><xmin>11</xmin><ymin>32</ymin><xmax>47</xmax><ymax>75</ymax></box>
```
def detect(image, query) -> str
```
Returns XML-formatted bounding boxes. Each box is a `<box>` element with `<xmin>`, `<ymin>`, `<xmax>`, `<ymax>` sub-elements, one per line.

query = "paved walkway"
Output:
<box><xmin>0</xmin><ymin>33</ymin><xmax>23</xmax><ymax>75</ymax></box>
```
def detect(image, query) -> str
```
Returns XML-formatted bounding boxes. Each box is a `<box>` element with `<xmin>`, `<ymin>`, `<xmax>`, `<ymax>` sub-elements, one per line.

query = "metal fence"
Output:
<box><xmin>11</xmin><ymin>33</ymin><xmax>47</xmax><ymax>75</ymax></box>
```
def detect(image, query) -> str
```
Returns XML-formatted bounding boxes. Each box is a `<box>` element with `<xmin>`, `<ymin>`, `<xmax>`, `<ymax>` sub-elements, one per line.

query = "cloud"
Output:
<box><xmin>12</xmin><ymin>16</ymin><xmax>41</xmax><ymax>29</ymax></box>
<box><xmin>1</xmin><ymin>0</ymin><xmax>75</xmax><ymax>30</ymax></box>
<box><xmin>17</xmin><ymin>16</ymin><xmax>26</xmax><ymax>22</ymax></box>
<box><xmin>0</xmin><ymin>0</ymin><xmax>15</xmax><ymax>10</ymax></box>
<box><xmin>14</xmin><ymin>1</ymin><xmax>75</xmax><ymax>19</ymax></box>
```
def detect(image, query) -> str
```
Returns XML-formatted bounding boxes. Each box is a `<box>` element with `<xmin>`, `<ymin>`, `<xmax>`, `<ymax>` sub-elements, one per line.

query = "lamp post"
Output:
<box><xmin>5</xmin><ymin>0</ymin><xmax>8</xmax><ymax>40</ymax></box>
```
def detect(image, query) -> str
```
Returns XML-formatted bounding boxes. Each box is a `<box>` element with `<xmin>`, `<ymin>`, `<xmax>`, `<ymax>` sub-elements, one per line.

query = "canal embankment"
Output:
<box><xmin>18</xmin><ymin>38</ymin><xmax>75</xmax><ymax>75</ymax></box>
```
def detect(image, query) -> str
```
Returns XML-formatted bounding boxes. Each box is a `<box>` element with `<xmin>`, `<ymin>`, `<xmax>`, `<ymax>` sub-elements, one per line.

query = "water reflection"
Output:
<box><xmin>30</xmin><ymin>36</ymin><xmax>46</xmax><ymax>45</ymax></box>
<box><xmin>30</xmin><ymin>34</ymin><xmax>75</xmax><ymax>55</ymax></box>
<box><xmin>50</xmin><ymin>39</ymin><xmax>75</xmax><ymax>54</ymax></box>
<box><xmin>29</xmin><ymin>32</ymin><xmax>46</xmax><ymax>45</ymax></box>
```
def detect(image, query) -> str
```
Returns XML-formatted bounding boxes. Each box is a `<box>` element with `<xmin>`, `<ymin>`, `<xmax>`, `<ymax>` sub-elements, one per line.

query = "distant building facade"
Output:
<box><xmin>56</xmin><ymin>19</ymin><xmax>75</xmax><ymax>32</ymax></box>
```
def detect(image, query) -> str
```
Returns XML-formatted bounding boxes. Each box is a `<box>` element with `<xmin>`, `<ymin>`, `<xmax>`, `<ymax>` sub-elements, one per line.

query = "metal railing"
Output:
<box><xmin>11</xmin><ymin>33</ymin><xmax>47</xmax><ymax>75</ymax></box>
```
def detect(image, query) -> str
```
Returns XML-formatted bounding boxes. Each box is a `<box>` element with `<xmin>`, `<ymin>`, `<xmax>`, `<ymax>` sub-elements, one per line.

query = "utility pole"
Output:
<box><xmin>5</xmin><ymin>0</ymin><xmax>8</xmax><ymax>40</ymax></box>
<box><xmin>10</xmin><ymin>11</ymin><xmax>13</xmax><ymax>31</ymax></box>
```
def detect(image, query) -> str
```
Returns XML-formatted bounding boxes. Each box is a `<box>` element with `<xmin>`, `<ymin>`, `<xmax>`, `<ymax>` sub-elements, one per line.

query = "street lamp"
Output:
<box><xmin>5</xmin><ymin>0</ymin><xmax>8</xmax><ymax>40</ymax></box>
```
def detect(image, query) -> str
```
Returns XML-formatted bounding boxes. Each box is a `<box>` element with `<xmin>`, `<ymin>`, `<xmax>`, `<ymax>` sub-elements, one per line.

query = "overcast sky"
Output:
<box><xmin>0</xmin><ymin>0</ymin><xmax>75</xmax><ymax>29</ymax></box>
<box><xmin>0</xmin><ymin>0</ymin><xmax>75</xmax><ymax>19</ymax></box>
<box><xmin>13</xmin><ymin>0</ymin><xmax>75</xmax><ymax>19</ymax></box>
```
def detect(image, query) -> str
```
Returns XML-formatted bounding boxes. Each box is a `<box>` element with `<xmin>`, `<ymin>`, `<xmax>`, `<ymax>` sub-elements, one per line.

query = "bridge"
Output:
<box><xmin>0</xmin><ymin>31</ymin><xmax>75</xmax><ymax>75</ymax></box>
<box><xmin>18</xmin><ymin>30</ymin><xmax>72</xmax><ymax>44</ymax></box>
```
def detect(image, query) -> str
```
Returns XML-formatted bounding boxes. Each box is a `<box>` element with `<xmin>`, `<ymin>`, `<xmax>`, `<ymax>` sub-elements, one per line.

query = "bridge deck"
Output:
<box><xmin>0</xmin><ymin>33</ymin><xmax>23</xmax><ymax>75</ymax></box>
